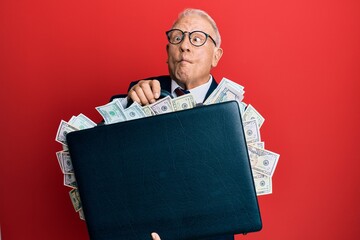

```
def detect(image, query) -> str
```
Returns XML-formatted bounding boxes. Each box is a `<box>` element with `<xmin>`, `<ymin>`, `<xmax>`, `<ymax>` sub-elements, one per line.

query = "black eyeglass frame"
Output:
<box><xmin>165</xmin><ymin>28</ymin><xmax>217</xmax><ymax>47</ymax></box>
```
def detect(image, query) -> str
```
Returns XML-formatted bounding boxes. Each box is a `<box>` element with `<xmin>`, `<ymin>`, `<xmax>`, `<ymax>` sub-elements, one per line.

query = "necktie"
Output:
<box><xmin>175</xmin><ymin>87</ymin><xmax>190</xmax><ymax>97</ymax></box>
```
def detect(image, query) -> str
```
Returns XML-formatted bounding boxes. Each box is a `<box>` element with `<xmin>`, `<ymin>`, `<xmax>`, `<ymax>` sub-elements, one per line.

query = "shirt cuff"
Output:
<box><xmin>112</xmin><ymin>97</ymin><xmax>128</xmax><ymax>108</ymax></box>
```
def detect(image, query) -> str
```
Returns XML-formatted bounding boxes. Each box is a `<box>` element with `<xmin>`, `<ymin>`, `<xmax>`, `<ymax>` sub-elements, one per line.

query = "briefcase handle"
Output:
<box><xmin>159</xmin><ymin>89</ymin><xmax>173</xmax><ymax>99</ymax></box>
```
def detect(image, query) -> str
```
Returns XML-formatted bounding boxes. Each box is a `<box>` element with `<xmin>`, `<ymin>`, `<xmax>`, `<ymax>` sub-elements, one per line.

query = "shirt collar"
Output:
<box><xmin>171</xmin><ymin>76</ymin><xmax>213</xmax><ymax>104</ymax></box>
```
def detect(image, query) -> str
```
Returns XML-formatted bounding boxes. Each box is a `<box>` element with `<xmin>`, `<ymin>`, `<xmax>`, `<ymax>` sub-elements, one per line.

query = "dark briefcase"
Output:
<box><xmin>66</xmin><ymin>101</ymin><xmax>262</xmax><ymax>240</ymax></box>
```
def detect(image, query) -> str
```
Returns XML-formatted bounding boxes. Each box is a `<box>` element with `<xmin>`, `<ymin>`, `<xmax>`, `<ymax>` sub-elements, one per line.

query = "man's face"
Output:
<box><xmin>166</xmin><ymin>15</ymin><xmax>223</xmax><ymax>89</ymax></box>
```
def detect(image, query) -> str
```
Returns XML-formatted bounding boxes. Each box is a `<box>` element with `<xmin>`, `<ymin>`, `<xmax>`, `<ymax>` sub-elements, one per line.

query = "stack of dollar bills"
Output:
<box><xmin>204</xmin><ymin>78</ymin><xmax>280</xmax><ymax>196</ymax></box>
<box><xmin>55</xmin><ymin>114</ymin><xmax>97</xmax><ymax>220</ymax></box>
<box><xmin>55</xmin><ymin>77</ymin><xmax>280</xmax><ymax>220</ymax></box>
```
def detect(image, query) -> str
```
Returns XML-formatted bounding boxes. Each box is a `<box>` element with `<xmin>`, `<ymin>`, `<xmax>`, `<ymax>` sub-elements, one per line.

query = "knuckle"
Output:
<box><xmin>138</xmin><ymin>81</ymin><xmax>149</xmax><ymax>88</ymax></box>
<box><xmin>129</xmin><ymin>86</ymin><xmax>136</xmax><ymax>93</ymax></box>
<box><xmin>128</xmin><ymin>89</ymin><xmax>135</xmax><ymax>96</ymax></box>
<box><xmin>128</xmin><ymin>90</ymin><xmax>138</xmax><ymax>99</ymax></box>
<box><xmin>141</xmin><ymin>98</ymin><xmax>149</xmax><ymax>105</ymax></box>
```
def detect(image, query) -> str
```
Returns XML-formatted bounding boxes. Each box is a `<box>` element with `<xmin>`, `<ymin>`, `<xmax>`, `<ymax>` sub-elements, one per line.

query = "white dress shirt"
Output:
<box><xmin>171</xmin><ymin>75</ymin><xmax>213</xmax><ymax>104</ymax></box>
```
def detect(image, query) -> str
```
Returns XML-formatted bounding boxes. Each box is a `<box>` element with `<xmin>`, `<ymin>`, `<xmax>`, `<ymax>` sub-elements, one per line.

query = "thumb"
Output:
<box><xmin>151</xmin><ymin>232</ymin><xmax>161</xmax><ymax>240</ymax></box>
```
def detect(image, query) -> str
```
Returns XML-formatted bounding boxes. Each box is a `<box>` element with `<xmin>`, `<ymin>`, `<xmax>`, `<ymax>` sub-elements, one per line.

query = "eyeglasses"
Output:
<box><xmin>166</xmin><ymin>29</ymin><xmax>217</xmax><ymax>47</ymax></box>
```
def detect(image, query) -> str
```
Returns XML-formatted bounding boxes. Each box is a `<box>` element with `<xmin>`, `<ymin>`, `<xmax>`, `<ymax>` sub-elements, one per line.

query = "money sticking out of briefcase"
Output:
<box><xmin>66</xmin><ymin>101</ymin><xmax>262</xmax><ymax>240</ymax></box>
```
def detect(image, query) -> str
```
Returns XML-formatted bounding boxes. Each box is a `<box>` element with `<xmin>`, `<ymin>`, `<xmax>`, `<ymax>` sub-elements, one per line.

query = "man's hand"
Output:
<box><xmin>128</xmin><ymin>80</ymin><xmax>161</xmax><ymax>106</ymax></box>
<box><xmin>151</xmin><ymin>232</ymin><xmax>161</xmax><ymax>240</ymax></box>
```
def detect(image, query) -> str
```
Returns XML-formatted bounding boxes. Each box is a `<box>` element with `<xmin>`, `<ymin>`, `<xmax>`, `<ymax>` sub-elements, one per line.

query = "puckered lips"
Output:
<box><xmin>178</xmin><ymin>56</ymin><xmax>193</xmax><ymax>64</ymax></box>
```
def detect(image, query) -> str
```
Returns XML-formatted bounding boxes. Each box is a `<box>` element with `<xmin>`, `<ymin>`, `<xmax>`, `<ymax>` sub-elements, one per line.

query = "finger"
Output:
<box><xmin>151</xmin><ymin>232</ymin><xmax>161</xmax><ymax>240</ymax></box>
<box><xmin>138</xmin><ymin>81</ymin><xmax>157</xmax><ymax>104</ymax></box>
<box><xmin>149</xmin><ymin>80</ymin><xmax>161</xmax><ymax>99</ymax></box>
<box><xmin>129</xmin><ymin>80</ymin><xmax>153</xmax><ymax>105</ymax></box>
<box><xmin>128</xmin><ymin>87</ymin><xmax>144</xmax><ymax>105</ymax></box>
<box><xmin>134</xmin><ymin>85</ymin><xmax>151</xmax><ymax>105</ymax></box>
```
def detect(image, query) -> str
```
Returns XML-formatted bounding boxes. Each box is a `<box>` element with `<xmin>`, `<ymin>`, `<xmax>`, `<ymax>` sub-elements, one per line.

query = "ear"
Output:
<box><xmin>211</xmin><ymin>47</ymin><xmax>223</xmax><ymax>67</ymax></box>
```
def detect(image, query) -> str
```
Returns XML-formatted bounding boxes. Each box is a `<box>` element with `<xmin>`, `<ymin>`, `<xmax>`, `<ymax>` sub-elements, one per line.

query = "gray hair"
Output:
<box><xmin>172</xmin><ymin>8</ymin><xmax>222</xmax><ymax>47</ymax></box>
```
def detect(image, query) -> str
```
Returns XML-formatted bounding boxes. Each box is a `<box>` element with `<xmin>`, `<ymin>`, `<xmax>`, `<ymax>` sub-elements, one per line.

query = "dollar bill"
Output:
<box><xmin>149</xmin><ymin>96</ymin><xmax>174</xmax><ymax>114</ymax></box>
<box><xmin>123</xmin><ymin>102</ymin><xmax>146</xmax><ymax>120</ymax></box>
<box><xmin>69</xmin><ymin>188</ymin><xmax>82</xmax><ymax>212</ymax></box>
<box><xmin>172</xmin><ymin>93</ymin><xmax>196</xmax><ymax>111</ymax></box>
<box><xmin>111</xmin><ymin>97</ymin><xmax>127</xmax><ymax>107</ymax></box>
<box><xmin>62</xmin><ymin>144</ymin><xmax>69</xmax><ymax>151</ymax></box>
<box><xmin>142</xmin><ymin>105</ymin><xmax>155</xmax><ymax>116</ymax></box>
<box><xmin>248</xmin><ymin>141</ymin><xmax>265</xmax><ymax>149</ymax></box>
<box><xmin>69</xmin><ymin>113</ymin><xmax>96</xmax><ymax>130</ymax></box>
<box><xmin>239</xmin><ymin>102</ymin><xmax>247</xmax><ymax>116</ymax></box>
<box><xmin>55</xmin><ymin>151</ymin><xmax>64</xmax><ymax>173</ymax></box>
<box><xmin>204</xmin><ymin>77</ymin><xmax>244</xmax><ymax>105</ymax></box>
<box><xmin>56</xmin><ymin>151</ymin><xmax>73</xmax><ymax>174</ymax></box>
<box><xmin>55</xmin><ymin>120</ymin><xmax>78</xmax><ymax>145</ymax></box>
<box><xmin>64</xmin><ymin>173</ymin><xmax>77</xmax><ymax>188</ymax></box>
<box><xmin>205</xmin><ymin>84</ymin><xmax>244</xmax><ymax>105</ymax></box>
<box><xmin>243</xmin><ymin>119</ymin><xmax>261</xmax><ymax>144</ymax></box>
<box><xmin>253</xmin><ymin>172</ymin><xmax>272</xmax><ymax>195</ymax></box>
<box><xmin>68</xmin><ymin>116</ymin><xmax>77</xmax><ymax>123</ymax></box>
<box><xmin>62</xmin><ymin>151</ymin><xmax>73</xmax><ymax>173</ymax></box>
<box><xmin>78</xmin><ymin>208</ymin><xmax>85</xmax><ymax>220</ymax></box>
<box><xmin>248</xmin><ymin>145</ymin><xmax>280</xmax><ymax>177</ymax></box>
<box><xmin>95</xmin><ymin>99</ymin><xmax>127</xmax><ymax>124</ymax></box>
<box><xmin>222</xmin><ymin>77</ymin><xmax>245</xmax><ymax>93</ymax></box>
<box><xmin>210</xmin><ymin>77</ymin><xmax>245</xmax><ymax>97</ymax></box>
<box><xmin>243</xmin><ymin>104</ymin><xmax>265</xmax><ymax>128</ymax></box>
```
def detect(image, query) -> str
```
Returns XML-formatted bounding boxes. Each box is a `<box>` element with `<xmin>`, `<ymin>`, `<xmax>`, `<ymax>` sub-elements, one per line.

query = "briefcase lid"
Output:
<box><xmin>67</xmin><ymin>101</ymin><xmax>262</xmax><ymax>240</ymax></box>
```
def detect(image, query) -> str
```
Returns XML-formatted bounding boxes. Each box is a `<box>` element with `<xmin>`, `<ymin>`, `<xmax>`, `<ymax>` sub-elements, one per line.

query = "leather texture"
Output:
<box><xmin>67</xmin><ymin>101</ymin><xmax>262</xmax><ymax>240</ymax></box>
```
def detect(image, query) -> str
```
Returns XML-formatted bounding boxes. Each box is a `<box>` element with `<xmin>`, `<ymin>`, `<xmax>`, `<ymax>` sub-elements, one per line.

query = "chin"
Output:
<box><xmin>175</xmin><ymin>70</ymin><xmax>191</xmax><ymax>80</ymax></box>
<box><xmin>175</xmin><ymin>75</ymin><xmax>191</xmax><ymax>85</ymax></box>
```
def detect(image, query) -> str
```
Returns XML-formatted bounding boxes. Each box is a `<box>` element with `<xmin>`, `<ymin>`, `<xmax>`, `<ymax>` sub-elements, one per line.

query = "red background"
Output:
<box><xmin>1</xmin><ymin>0</ymin><xmax>359</xmax><ymax>239</ymax></box>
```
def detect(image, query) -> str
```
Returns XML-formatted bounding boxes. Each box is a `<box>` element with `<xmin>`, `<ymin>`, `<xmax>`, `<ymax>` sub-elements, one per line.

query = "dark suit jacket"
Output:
<box><xmin>111</xmin><ymin>75</ymin><xmax>234</xmax><ymax>240</ymax></box>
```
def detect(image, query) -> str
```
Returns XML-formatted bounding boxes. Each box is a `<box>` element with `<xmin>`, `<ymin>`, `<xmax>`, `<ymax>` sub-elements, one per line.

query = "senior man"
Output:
<box><xmin>120</xmin><ymin>8</ymin><xmax>223</xmax><ymax>107</ymax></box>
<box><xmin>118</xmin><ymin>8</ymin><xmax>233</xmax><ymax>240</ymax></box>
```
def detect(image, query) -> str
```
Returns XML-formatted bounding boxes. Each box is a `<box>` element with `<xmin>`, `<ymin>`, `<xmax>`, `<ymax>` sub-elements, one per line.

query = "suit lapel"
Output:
<box><xmin>157</xmin><ymin>76</ymin><xmax>172</xmax><ymax>92</ymax></box>
<box><xmin>204</xmin><ymin>78</ymin><xmax>218</xmax><ymax>102</ymax></box>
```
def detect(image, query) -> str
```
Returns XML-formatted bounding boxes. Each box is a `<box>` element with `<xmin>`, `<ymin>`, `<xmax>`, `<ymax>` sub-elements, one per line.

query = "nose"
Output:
<box><xmin>179</xmin><ymin>32</ymin><xmax>191</xmax><ymax>52</ymax></box>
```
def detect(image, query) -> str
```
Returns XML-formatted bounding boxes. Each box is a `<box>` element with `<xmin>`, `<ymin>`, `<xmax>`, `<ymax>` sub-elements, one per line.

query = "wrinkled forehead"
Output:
<box><xmin>172</xmin><ymin>15</ymin><xmax>215</xmax><ymax>35</ymax></box>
